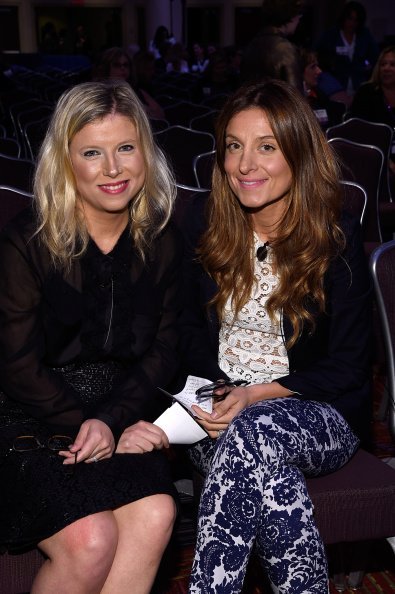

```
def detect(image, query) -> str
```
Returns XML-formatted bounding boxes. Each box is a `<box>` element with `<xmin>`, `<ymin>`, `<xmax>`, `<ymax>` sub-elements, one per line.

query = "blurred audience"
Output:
<box><xmin>350</xmin><ymin>45</ymin><xmax>395</xmax><ymax>175</ymax></box>
<box><xmin>164</xmin><ymin>42</ymin><xmax>190</xmax><ymax>74</ymax></box>
<box><xmin>74</xmin><ymin>24</ymin><xmax>92</xmax><ymax>56</ymax></box>
<box><xmin>198</xmin><ymin>49</ymin><xmax>238</xmax><ymax>99</ymax></box>
<box><xmin>316</xmin><ymin>1</ymin><xmax>379</xmax><ymax>97</ymax></box>
<box><xmin>301</xmin><ymin>48</ymin><xmax>349</xmax><ymax>127</ymax></box>
<box><xmin>350</xmin><ymin>45</ymin><xmax>395</xmax><ymax>129</ymax></box>
<box><xmin>189</xmin><ymin>42</ymin><xmax>210</xmax><ymax>74</ymax></box>
<box><xmin>93</xmin><ymin>47</ymin><xmax>164</xmax><ymax>120</ymax></box>
<box><xmin>149</xmin><ymin>26</ymin><xmax>175</xmax><ymax>60</ymax></box>
<box><xmin>240</xmin><ymin>0</ymin><xmax>304</xmax><ymax>92</ymax></box>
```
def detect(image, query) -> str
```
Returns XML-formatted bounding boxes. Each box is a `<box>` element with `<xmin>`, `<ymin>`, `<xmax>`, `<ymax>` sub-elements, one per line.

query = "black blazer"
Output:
<box><xmin>179</xmin><ymin>195</ymin><xmax>373</xmax><ymax>442</ymax></box>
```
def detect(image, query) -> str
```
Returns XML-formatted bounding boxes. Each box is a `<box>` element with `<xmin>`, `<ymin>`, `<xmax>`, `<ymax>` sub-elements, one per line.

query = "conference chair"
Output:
<box><xmin>155</xmin><ymin>126</ymin><xmax>215</xmax><ymax>187</ymax></box>
<box><xmin>340</xmin><ymin>180</ymin><xmax>367</xmax><ymax>224</ymax></box>
<box><xmin>0</xmin><ymin>154</ymin><xmax>35</xmax><ymax>194</ymax></box>
<box><xmin>0</xmin><ymin>185</ymin><xmax>33</xmax><ymax>229</ymax></box>
<box><xmin>328</xmin><ymin>137</ymin><xmax>384</xmax><ymax>249</ymax></box>
<box><xmin>192</xmin><ymin>150</ymin><xmax>216</xmax><ymax>189</ymax></box>
<box><xmin>327</xmin><ymin>118</ymin><xmax>394</xmax><ymax>203</ymax></box>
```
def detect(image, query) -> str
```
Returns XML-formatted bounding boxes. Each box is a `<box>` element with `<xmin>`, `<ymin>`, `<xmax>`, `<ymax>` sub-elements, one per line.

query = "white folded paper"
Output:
<box><xmin>155</xmin><ymin>375</ymin><xmax>212</xmax><ymax>444</ymax></box>
<box><xmin>154</xmin><ymin>401</ymin><xmax>208</xmax><ymax>444</ymax></box>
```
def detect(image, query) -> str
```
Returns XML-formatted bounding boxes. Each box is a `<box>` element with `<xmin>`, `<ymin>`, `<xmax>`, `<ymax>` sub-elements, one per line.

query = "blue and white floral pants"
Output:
<box><xmin>188</xmin><ymin>398</ymin><xmax>359</xmax><ymax>594</ymax></box>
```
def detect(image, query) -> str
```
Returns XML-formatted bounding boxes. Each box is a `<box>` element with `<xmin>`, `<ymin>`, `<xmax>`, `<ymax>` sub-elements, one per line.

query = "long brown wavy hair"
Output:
<box><xmin>199</xmin><ymin>79</ymin><xmax>345</xmax><ymax>347</ymax></box>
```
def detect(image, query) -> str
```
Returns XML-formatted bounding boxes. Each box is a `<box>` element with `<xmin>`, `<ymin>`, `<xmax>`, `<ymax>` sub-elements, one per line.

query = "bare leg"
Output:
<box><xmin>31</xmin><ymin>511</ymin><xmax>118</xmax><ymax>594</ymax></box>
<box><xmin>100</xmin><ymin>494</ymin><xmax>176</xmax><ymax>594</ymax></box>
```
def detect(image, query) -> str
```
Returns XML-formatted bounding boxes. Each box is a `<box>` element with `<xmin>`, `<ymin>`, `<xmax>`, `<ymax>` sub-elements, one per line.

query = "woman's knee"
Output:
<box><xmin>40</xmin><ymin>511</ymin><xmax>118</xmax><ymax>576</ymax></box>
<box><xmin>144</xmin><ymin>494</ymin><xmax>177</xmax><ymax>535</ymax></box>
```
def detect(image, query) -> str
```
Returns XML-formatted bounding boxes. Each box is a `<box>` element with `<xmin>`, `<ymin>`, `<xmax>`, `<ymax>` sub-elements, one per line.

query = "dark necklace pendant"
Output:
<box><xmin>256</xmin><ymin>242</ymin><xmax>269</xmax><ymax>262</ymax></box>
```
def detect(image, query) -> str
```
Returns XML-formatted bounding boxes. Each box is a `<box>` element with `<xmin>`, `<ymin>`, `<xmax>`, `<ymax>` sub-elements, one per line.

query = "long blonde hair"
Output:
<box><xmin>369</xmin><ymin>45</ymin><xmax>395</xmax><ymax>89</ymax></box>
<box><xmin>200</xmin><ymin>80</ymin><xmax>345</xmax><ymax>347</ymax></box>
<box><xmin>34</xmin><ymin>80</ymin><xmax>175</xmax><ymax>268</ymax></box>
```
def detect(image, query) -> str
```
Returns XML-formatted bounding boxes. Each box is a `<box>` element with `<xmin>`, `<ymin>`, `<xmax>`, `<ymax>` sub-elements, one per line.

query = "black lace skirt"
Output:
<box><xmin>0</xmin><ymin>362</ymin><xmax>176</xmax><ymax>553</ymax></box>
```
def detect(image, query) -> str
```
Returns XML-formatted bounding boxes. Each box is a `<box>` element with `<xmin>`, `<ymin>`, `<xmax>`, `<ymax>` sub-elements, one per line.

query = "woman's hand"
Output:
<box><xmin>59</xmin><ymin>419</ymin><xmax>115</xmax><ymax>465</ymax></box>
<box><xmin>116</xmin><ymin>421</ymin><xmax>170</xmax><ymax>454</ymax></box>
<box><xmin>192</xmin><ymin>382</ymin><xmax>292</xmax><ymax>438</ymax></box>
<box><xmin>192</xmin><ymin>385</ymin><xmax>252</xmax><ymax>438</ymax></box>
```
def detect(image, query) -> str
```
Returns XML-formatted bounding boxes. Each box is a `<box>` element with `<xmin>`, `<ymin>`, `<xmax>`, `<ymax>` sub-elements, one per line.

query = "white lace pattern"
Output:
<box><xmin>218</xmin><ymin>237</ymin><xmax>289</xmax><ymax>384</ymax></box>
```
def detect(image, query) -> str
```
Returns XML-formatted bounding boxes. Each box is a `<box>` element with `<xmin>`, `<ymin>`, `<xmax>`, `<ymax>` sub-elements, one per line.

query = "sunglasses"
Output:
<box><xmin>195</xmin><ymin>379</ymin><xmax>250</xmax><ymax>401</ymax></box>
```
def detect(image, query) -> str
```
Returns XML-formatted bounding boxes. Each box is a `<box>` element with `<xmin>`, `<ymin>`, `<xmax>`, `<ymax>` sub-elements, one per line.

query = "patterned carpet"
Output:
<box><xmin>153</xmin><ymin>541</ymin><xmax>395</xmax><ymax>593</ymax></box>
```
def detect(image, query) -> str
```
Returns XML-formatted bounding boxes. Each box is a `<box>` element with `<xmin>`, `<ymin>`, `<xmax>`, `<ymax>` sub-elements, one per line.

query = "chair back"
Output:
<box><xmin>149</xmin><ymin>118</ymin><xmax>170</xmax><ymax>133</ymax></box>
<box><xmin>0</xmin><ymin>185</ymin><xmax>33</xmax><ymax>230</ymax></box>
<box><xmin>201</xmin><ymin>93</ymin><xmax>228</xmax><ymax>110</ymax></box>
<box><xmin>0</xmin><ymin>153</ymin><xmax>35</xmax><ymax>193</ymax></box>
<box><xmin>24</xmin><ymin>116</ymin><xmax>51</xmax><ymax>161</ymax></box>
<box><xmin>328</xmin><ymin>137</ymin><xmax>383</xmax><ymax>243</ymax></box>
<box><xmin>370</xmin><ymin>240</ymin><xmax>395</xmax><ymax>441</ymax></box>
<box><xmin>173</xmin><ymin>184</ymin><xmax>210</xmax><ymax>227</ymax></box>
<box><xmin>190</xmin><ymin>110</ymin><xmax>219</xmax><ymax>136</ymax></box>
<box><xmin>164</xmin><ymin>101</ymin><xmax>212</xmax><ymax>127</ymax></box>
<box><xmin>0</xmin><ymin>137</ymin><xmax>21</xmax><ymax>158</ymax></box>
<box><xmin>327</xmin><ymin>118</ymin><xmax>394</xmax><ymax>202</ymax></box>
<box><xmin>193</xmin><ymin>150</ymin><xmax>216</xmax><ymax>189</ymax></box>
<box><xmin>155</xmin><ymin>126</ymin><xmax>215</xmax><ymax>187</ymax></box>
<box><xmin>18</xmin><ymin>106</ymin><xmax>53</xmax><ymax>159</ymax></box>
<box><xmin>340</xmin><ymin>180</ymin><xmax>367</xmax><ymax>225</ymax></box>
<box><xmin>9</xmin><ymin>98</ymin><xmax>49</xmax><ymax>154</ymax></box>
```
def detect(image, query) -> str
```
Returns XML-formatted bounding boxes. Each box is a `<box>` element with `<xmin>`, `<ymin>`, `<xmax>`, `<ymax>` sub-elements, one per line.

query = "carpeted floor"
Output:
<box><xmin>153</xmin><ymin>540</ymin><xmax>395</xmax><ymax>593</ymax></box>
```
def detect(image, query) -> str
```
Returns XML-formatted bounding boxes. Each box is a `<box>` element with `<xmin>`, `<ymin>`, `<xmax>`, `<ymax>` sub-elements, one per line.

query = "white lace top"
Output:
<box><xmin>218</xmin><ymin>236</ymin><xmax>289</xmax><ymax>384</ymax></box>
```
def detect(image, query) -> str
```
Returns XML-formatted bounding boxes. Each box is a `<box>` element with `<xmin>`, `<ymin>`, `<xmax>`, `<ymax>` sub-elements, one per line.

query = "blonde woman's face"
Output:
<box><xmin>380</xmin><ymin>51</ymin><xmax>395</xmax><ymax>87</ymax></box>
<box><xmin>69</xmin><ymin>113</ymin><xmax>146</xmax><ymax>222</ymax></box>
<box><xmin>224</xmin><ymin>107</ymin><xmax>292</xmax><ymax>222</ymax></box>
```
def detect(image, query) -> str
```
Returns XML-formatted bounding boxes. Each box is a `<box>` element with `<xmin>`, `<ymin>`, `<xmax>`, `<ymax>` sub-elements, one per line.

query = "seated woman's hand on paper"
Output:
<box><xmin>116</xmin><ymin>421</ymin><xmax>170</xmax><ymax>453</ymax></box>
<box><xmin>192</xmin><ymin>381</ymin><xmax>293</xmax><ymax>438</ymax></box>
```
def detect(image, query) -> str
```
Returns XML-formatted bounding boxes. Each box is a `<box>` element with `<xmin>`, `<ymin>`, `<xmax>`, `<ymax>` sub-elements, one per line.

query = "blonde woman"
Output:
<box><xmin>180</xmin><ymin>80</ymin><xmax>372</xmax><ymax>593</ymax></box>
<box><xmin>0</xmin><ymin>81</ymin><xmax>181</xmax><ymax>593</ymax></box>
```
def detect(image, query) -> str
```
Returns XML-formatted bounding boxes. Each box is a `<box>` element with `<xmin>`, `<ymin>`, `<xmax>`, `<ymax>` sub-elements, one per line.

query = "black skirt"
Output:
<box><xmin>0</xmin><ymin>362</ymin><xmax>177</xmax><ymax>553</ymax></box>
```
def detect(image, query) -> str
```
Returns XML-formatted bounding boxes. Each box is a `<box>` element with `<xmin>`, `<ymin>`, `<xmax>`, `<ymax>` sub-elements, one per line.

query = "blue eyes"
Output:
<box><xmin>82</xmin><ymin>145</ymin><xmax>134</xmax><ymax>158</ymax></box>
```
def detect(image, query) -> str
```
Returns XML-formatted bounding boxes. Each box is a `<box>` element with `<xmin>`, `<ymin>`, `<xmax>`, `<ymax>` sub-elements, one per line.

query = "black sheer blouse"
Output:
<box><xmin>0</xmin><ymin>209</ymin><xmax>183</xmax><ymax>438</ymax></box>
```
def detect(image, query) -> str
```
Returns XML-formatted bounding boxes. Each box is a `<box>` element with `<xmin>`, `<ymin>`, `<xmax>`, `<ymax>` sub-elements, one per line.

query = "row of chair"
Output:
<box><xmin>0</xmin><ymin>117</ymin><xmax>393</xmax><ymax>246</ymax></box>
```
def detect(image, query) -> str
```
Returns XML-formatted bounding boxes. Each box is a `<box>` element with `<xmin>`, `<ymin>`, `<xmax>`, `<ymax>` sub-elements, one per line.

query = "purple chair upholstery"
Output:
<box><xmin>307</xmin><ymin>449</ymin><xmax>395</xmax><ymax>545</ymax></box>
<box><xmin>0</xmin><ymin>550</ymin><xmax>45</xmax><ymax>594</ymax></box>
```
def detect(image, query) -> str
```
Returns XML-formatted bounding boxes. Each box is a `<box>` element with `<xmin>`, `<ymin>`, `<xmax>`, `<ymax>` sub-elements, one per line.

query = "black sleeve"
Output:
<box><xmin>277</xmin><ymin>217</ymin><xmax>372</xmax><ymax>402</ymax></box>
<box><xmin>0</xmin><ymin>220</ymin><xmax>84</xmax><ymax>432</ymax></box>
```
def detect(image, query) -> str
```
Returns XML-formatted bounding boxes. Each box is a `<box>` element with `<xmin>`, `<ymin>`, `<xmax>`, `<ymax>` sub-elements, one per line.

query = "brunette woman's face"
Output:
<box><xmin>304</xmin><ymin>59</ymin><xmax>322</xmax><ymax>89</ymax></box>
<box><xmin>69</xmin><ymin>113</ymin><xmax>146</xmax><ymax>222</ymax></box>
<box><xmin>379</xmin><ymin>51</ymin><xmax>395</xmax><ymax>87</ymax></box>
<box><xmin>224</xmin><ymin>107</ymin><xmax>292</xmax><ymax>218</ymax></box>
